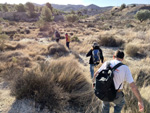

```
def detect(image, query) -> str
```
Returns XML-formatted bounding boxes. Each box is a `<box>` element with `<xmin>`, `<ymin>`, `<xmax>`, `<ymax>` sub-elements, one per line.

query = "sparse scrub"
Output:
<box><xmin>36</xmin><ymin>20</ymin><xmax>50</xmax><ymax>31</ymax></box>
<box><xmin>65</xmin><ymin>14</ymin><xmax>79</xmax><ymax>22</ymax></box>
<box><xmin>11</xmin><ymin>58</ymin><xmax>97</xmax><ymax>112</ymax></box>
<box><xmin>125</xmin><ymin>43</ymin><xmax>139</xmax><ymax>57</ymax></box>
<box><xmin>98</xmin><ymin>36</ymin><xmax>124</xmax><ymax>47</ymax></box>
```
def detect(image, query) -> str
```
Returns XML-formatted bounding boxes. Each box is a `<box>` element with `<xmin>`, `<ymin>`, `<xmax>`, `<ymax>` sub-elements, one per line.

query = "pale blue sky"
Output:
<box><xmin>0</xmin><ymin>0</ymin><xmax>150</xmax><ymax>7</ymax></box>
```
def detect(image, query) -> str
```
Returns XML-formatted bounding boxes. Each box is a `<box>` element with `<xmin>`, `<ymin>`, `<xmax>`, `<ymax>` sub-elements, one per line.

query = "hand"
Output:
<box><xmin>138</xmin><ymin>101</ymin><xmax>144</xmax><ymax>112</ymax></box>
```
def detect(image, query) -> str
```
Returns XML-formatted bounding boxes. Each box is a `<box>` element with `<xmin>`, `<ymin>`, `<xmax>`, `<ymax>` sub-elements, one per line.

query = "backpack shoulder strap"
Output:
<box><xmin>112</xmin><ymin>63</ymin><xmax>124</xmax><ymax>71</ymax></box>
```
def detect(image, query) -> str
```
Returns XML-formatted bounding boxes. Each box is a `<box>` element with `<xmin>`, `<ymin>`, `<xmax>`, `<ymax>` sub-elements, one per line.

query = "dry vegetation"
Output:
<box><xmin>0</xmin><ymin>3</ymin><xmax>150</xmax><ymax>113</ymax></box>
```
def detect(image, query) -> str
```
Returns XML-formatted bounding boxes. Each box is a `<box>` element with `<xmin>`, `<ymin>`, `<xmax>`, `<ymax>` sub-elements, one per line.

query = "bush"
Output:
<box><xmin>135</xmin><ymin>10</ymin><xmax>150</xmax><ymax>22</ymax></box>
<box><xmin>46</xmin><ymin>2</ymin><xmax>53</xmax><ymax>12</ymax></box>
<box><xmin>2</xmin><ymin>4</ymin><xmax>8</xmax><ymax>12</ymax></box>
<box><xmin>40</xmin><ymin>6</ymin><xmax>54</xmax><ymax>22</ymax></box>
<box><xmin>98</xmin><ymin>36</ymin><xmax>124</xmax><ymax>47</ymax></box>
<box><xmin>87</xmin><ymin>23</ymin><xmax>95</xmax><ymax>27</ymax></box>
<box><xmin>120</xmin><ymin>3</ymin><xmax>126</xmax><ymax>10</ymax></box>
<box><xmin>16</xmin><ymin>3</ymin><xmax>26</xmax><ymax>12</ymax></box>
<box><xmin>0</xmin><ymin>34</ymin><xmax>9</xmax><ymax>51</ymax></box>
<box><xmin>125</xmin><ymin>44</ymin><xmax>139</xmax><ymax>57</ymax></box>
<box><xmin>25</xmin><ymin>2</ymin><xmax>36</xmax><ymax>18</ymax></box>
<box><xmin>65</xmin><ymin>14</ymin><xmax>79</xmax><ymax>22</ymax></box>
<box><xmin>71</xmin><ymin>36</ymin><xmax>80</xmax><ymax>42</ymax></box>
<box><xmin>11</xmin><ymin>58</ymin><xmax>95</xmax><ymax>112</ymax></box>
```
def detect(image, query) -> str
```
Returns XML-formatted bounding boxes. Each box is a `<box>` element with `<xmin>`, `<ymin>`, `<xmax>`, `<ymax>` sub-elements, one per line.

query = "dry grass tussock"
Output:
<box><xmin>46</xmin><ymin>42</ymin><xmax>69</xmax><ymax>58</ymax></box>
<box><xmin>97</xmin><ymin>35</ymin><xmax>124</xmax><ymax>47</ymax></box>
<box><xmin>124</xmin><ymin>60</ymin><xmax>150</xmax><ymax>113</ymax></box>
<box><xmin>5</xmin><ymin>43</ymin><xmax>26</xmax><ymax>50</ymax></box>
<box><xmin>10</xmin><ymin>57</ymin><xmax>101</xmax><ymax>112</ymax></box>
<box><xmin>125</xmin><ymin>43</ymin><xmax>139</xmax><ymax>57</ymax></box>
<box><xmin>71</xmin><ymin>41</ymin><xmax>91</xmax><ymax>54</ymax></box>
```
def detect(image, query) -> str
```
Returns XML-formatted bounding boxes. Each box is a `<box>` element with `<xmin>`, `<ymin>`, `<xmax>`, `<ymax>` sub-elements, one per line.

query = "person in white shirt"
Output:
<box><xmin>93</xmin><ymin>50</ymin><xmax>144</xmax><ymax>113</ymax></box>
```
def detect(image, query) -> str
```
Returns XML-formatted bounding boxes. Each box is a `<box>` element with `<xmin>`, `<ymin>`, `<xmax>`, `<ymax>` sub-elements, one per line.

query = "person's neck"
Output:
<box><xmin>115</xmin><ymin>58</ymin><xmax>123</xmax><ymax>62</ymax></box>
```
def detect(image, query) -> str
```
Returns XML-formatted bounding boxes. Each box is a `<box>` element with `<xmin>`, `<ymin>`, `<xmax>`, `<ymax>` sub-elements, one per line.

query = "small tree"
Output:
<box><xmin>135</xmin><ymin>10</ymin><xmax>150</xmax><ymax>22</ymax></box>
<box><xmin>40</xmin><ymin>6</ymin><xmax>54</xmax><ymax>22</ymax></box>
<box><xmin>16</xmin><ymin>3</ymin><xmax>26</xmax><ymax>12</ymax></box>
<box><xmin>2</xmin><ymin>4</ymin><xmax>8</xmax><ymax>12</ymax></box>
<box><xmin>120</xmin><ymin>3</ymin><xmax>126</xmax><ymax>10</ymax></box>
<box><xmin>71</xmin><ymin>10</ymin><xmax>75</xmax><ymax>14</ymax></box>
<box><xmin>25</xmin><ymin>2</ymin><xmax>35</xmax><ymax>17</ymax></box>
<box><xmin>46</xmin><ymin>2</ymin><xmax>53</xmax><ymax>12</ymax></box>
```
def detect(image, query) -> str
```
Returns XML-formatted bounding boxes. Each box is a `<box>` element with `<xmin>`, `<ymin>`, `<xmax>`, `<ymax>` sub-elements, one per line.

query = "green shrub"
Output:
<box><xmin>0</xmin><ymin>34</ymin><xmax>9</xmax><ymax>51</ymax></box>
<box><xmin>98</xmin><ymin>36</ymin><xmax>124</xmax><ymax>47</ymax></box>
<box><xmin>46</xmin><ymin>2</ymin><xmax>53</xmax><ymax>12</ymax></box>
<box><xmin>25</xmin><ymin>2</ymin><xmax>36</xmax><ymax>18</ymax></box>
<box><xmin>36</xmin><ymin>20</ymin><xmax>49</xmax><ymax>31</ymax></box>
<box><xmin>16</xmin><ymin>3</ymin><xmax>26</xmax><ymax>12</ymax></box>
<box><xmin>2</xmin><ymin>4</ymin><xmax>8</xmax><ymax>12</ymax></box>
<box><xmin>120</xmin><ymin>4</ymin><xmax>126</xmax><ymax>10</ymax></box>
<box><xmin>135</xmin><ymin>10</ymin><xmax>150</xmax><ymax>22</ymax></box>
<box><xmin>71</xmin><ymin>36</ymin><xmax>80</xmax><ymax>42</ymax></box>
<box><xmin>126</xmin><ymin>24</ymin><xmax>134</xmax><ymax>28</ymax></box>
<box><xmin>125</xmin><ymin>44</ymin><xmax>139</xmax><ymax>57</ymax></box>
<box><xmin>65</xmin><ymin>14</ymin><xmax>79</xmax><ymax>22</ymax></box>
<box><xmin>40</xmin><ymin>6</ymin><xmax>54</xmax><ymax>22</ymax></box>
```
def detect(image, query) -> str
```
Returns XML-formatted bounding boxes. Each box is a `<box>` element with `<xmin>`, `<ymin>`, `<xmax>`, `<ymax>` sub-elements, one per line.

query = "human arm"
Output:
<box><xmin>92</xmin><ymin>71</ymin><xmax>99</xmax><ymax>82</ymax></box>
<box><xmin>86</xmin><ymin>49</ymin><xmax>92</xmax><ymax>57</ymax></box>
<box><xmin>130</xmin><ymin>82</ymin><xmax>144</xmax><ymax>112</ymax></box>
<box><xmin>99</xmin><ymin>48</ymin><xmax>104</xmax><ymax>63</ymax></box>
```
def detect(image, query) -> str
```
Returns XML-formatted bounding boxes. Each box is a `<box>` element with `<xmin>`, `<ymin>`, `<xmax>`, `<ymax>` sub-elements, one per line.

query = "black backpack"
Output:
<box><xmin>94</xmin><ymin>62</ymin><xmax>124</xmax><ymax>102</ymax></box>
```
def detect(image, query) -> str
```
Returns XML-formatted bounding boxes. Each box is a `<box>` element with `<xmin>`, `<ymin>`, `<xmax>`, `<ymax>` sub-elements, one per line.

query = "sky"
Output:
<box><xmin>0</xmin><ymin>0</ymin><xmax>150</xmax><ymax>7</ymax></box>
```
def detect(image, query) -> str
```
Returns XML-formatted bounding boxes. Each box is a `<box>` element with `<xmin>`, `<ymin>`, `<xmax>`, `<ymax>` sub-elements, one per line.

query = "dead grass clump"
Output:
<box><xmin>98</xmin><ymin>36</ymin><xmax>124</xmax><ymax>47</ymax></box>
<box><xmin>87</xmin><ymin>23</ymin><xmax>95</xmax><ymax>28</ymax></box>
<box><xmin>123</xmin><ymin>85</ymin><xmax>140</xmax><ymax>113</ymax></box>
<box><xmin>0</xmin><ymin>34</ymin><xmax>9</xmax><ymax>51</ymax></box>
<box><xmin>135</xmin><ymin>68</ymin><xmax>150</xmax><ymax>88</ymax></box>
<box><xmin>1</xmin><ymin>64</ymin><xmax>24</xmax><ymax>81</ymax></box>
<box><xmin>34</xmin><ymin>55</ymin><xmax>46</xmax><ymax>61</ymax></box>
<box><xmin>11</xmin><ymin>57</ymin><xmax>96</xmax><ymax>112</ymax></box>
<box><xmin>47</xmin><ymin>43</ymin><xmax>69</xmax><ymax>58</ymax></box>
<box><xmin>0</xmin><ymin>51</ymin><xmax>32</xmax><ymax>68</ymax></box>
<box><xmin>0</xmin><ymin>51</ymin><xmax>23</xmax><ymax>61</ymax></box>
<box><xmin>124</xmin><ymin>65</ymin><xmax>150</xmax><ymax>113</ymax></box>
<box><xmin>125</xmin><ymin>43</ymin><xmax>139</xmax><ymax>57</ymax></box>
<box><xmin>5</xmin><ymin>43</ymin><xmax>26</xmax><ymax>50</ymax></box>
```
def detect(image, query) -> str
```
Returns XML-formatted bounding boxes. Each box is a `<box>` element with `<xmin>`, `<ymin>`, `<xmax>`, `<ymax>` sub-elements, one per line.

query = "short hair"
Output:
<box><xmin>114</xmin><ymin>50</ymin><xmax>124</xmax><ymax>59</ymax></box>
<box><xmin>92</xmin><ymin>42</ymin><xmax>99</xmax><ymax>47</ymax></box>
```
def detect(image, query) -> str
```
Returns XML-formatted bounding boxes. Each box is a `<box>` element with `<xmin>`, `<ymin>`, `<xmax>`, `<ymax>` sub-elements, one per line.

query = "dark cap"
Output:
<box><xmin>114</xmin><ymin>50</ymin><xmax>124</xmax><ymax>59</ymax></box>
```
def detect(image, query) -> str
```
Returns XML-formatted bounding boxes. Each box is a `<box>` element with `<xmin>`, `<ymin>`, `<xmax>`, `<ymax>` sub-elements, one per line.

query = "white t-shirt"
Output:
<box><xmin>97</xmin><ymin>59</ymin><xmax>134</xmax><ymax>89</ymax></box>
